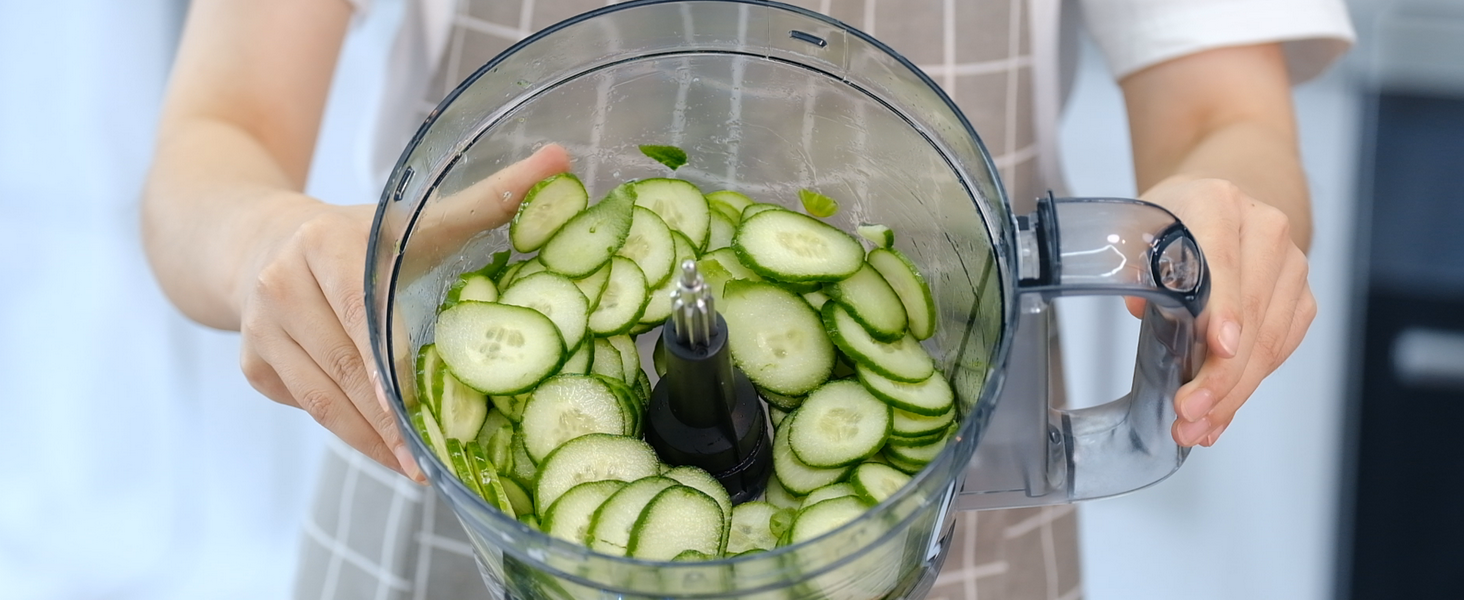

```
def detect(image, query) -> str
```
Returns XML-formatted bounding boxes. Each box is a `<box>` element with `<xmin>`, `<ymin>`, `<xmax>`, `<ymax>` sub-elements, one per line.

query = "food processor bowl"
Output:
<box><xmin>365</xmin><ymin>2</ymin><xmax>1207</xmax><ymax>598</ymax></box>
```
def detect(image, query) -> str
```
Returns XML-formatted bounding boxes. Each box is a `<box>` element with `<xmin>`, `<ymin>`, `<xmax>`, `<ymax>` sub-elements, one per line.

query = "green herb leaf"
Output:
<box><xmin>799</xmin><ymin>189</ymin><xmax>839</xmax><ymax>218</ymax></box>
<box><xmin>639</xmin><ymin>145</ymin><xmax>687</xmax><ymax>170</ymax></box>
<box><xmin>477</xmin><ymin>251</ymin><xmax>512</xmax><ymax>280</ymax></box>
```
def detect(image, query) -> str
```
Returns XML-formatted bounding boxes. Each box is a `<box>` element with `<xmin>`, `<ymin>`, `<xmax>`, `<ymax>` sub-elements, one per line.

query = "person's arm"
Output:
<box><xmin>142</xmin><ymin>0</ymin><xmax>569</xmax><ymax>480</ymax></box>
<box><xmin>1119</xmin><ymin>43</ymin><xmax>1318</xmax><ymax>447</ymax></box>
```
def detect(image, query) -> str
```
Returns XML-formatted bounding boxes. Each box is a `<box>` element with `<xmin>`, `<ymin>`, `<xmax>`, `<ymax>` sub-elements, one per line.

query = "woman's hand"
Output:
<box><xmin>1135</xmin><ymin>177</ymin><xmax>1317</xmax><ymax>447</ymax></box>
<box><xmin>235</xmin><ymin>145</ymin><xmax>571</xmax><ymax>480</ymax></box>
<box><xmin>1119</xmin><ymin>43</ymin><xmax>1319</xmax><ymax>447</ymax></box>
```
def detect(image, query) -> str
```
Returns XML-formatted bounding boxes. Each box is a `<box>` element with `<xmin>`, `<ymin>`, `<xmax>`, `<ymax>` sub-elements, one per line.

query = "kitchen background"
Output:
<box><xmin>1</xmin><ymin>0</ymin><xmax>1459</xmax><ymax>598</ymax></box>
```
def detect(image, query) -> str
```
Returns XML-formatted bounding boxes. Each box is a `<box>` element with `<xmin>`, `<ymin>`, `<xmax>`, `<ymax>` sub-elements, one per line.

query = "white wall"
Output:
<box><xmin>1057</xmin><ymin>35</ymin><xmax>1363</xmax><ymax>600</ymax></box>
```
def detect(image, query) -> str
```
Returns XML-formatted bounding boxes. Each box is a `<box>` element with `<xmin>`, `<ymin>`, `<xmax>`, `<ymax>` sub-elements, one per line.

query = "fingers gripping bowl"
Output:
<box><xmin>364</xmin><ymin>2</ymin><xmax>1208</xmax><ymax>599</ymax></box>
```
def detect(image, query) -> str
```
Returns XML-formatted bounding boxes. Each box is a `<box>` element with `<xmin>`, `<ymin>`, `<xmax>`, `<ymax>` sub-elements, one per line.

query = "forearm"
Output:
<box><xmin>142</xmin><ymin>117</ymin><xmax>321</xmax><ymax>330</ymax></box>
<box><xmin>141</xmin><ymin>0</ymin><xmax>352</xmax><ymax>329</ymax></box>
<box><xmin>1122</xmin><ymin>43</ymin><xmax>1312</xmax><ymax>251</ymax></box>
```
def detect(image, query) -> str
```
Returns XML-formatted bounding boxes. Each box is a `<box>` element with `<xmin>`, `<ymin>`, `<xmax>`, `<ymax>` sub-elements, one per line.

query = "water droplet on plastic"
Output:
<box><xmin>611</xmin><ymin>171</ymin><xmax>621</xmax><ymax>178</ymax></box>
<box><xmin>502</xmin><ymin>191</ymin><xmax>513</xmax><ymax>201</ymax></box>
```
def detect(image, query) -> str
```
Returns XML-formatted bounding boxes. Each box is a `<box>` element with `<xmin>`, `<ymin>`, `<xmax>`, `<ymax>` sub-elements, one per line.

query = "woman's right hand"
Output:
<box><xmin>235</xmin><ymin>144</ymin><xmax>571</xmax><ymax>480</ymax></box>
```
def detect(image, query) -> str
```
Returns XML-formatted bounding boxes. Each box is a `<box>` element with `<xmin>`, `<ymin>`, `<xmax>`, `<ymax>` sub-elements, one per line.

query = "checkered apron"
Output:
<box><xmin>294</xmin><ymin>1</ymin><xmax>1081</xmax><ymax>598</ymax></box>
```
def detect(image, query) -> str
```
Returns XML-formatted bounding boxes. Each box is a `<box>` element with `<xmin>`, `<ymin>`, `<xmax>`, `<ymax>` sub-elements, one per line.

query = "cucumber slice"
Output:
<box><xmin>507</xmin><ymin>428</ymin><xmax>538</xmax><ymax>490</ymax></box>
<box><xmin>445</xmin><ymin>272</ymin><xmax>498</xmax><ymax>308</ymax></box>
<box><xmin>560</xmin><ymin>341</ymin><xmax>593</xmax><ymax>375</ymax></box>
<box><xmin>540</xmin><ymin>183</ymin><xmax>635</xmax><ymax>278</ymax></box>
<box><xmin>617</xmin><ymin>206</ymin><xmax>676</xmax><ymax>288</ymax></box>
<box><xmin>802</xmin><ymin>290</ymin><xmax>830</xmax><ymax>310</ymax></box>
<box><xmin>710</xmin><ymin>201</ymin><xmax>741</xmax><ymax>225</ymax></box>
<box><xmin>768</xmin><ymin>406</ymin><xmax>788</xmax><ymax>428</ymax></box>
<box><xmin>664</xmin><ymin>465</ymin><xmax>733</xmax><ymax>552</ymax></box>
<box><xmin>474</xmin><ymin>407</ymin><xmax>513</xmax><ymax>453</ymax></box>
<box><xmin>572</xmin><ymin>261</ymin><xmax>612</xmax><ymax>312</ymax></box>
<box><xmin>706</xmin><ymin>209</ymin><xmax>736</xmax><ymax>252</ymax></box>
<box><xmin>638</xmin><ymin>231</ymin><xmax>698</xmax><ymax>326</ymax></box>
<box><xmin>769</xmin><ymin>507</ymin><xmax>796</xmax><ymax>540</ymax></box>
<box><xmin>880</xmin><ymin>447</ymin><xmax>928</xmax><ymax>475</ymax></box>
<box><xmin>500</xmin><ymin>477</ymin><xmax>535</xmax><ymax>518</ymax></box>
<box><xmin>823</xmin><ymin>303</ymin><xmax>934</xmax><ymax>383</ymax></box>
<box><xmin>867</xmin><ymin>248</ymin><xmax>936</xmax><ymax>341</ymax></box>
<box><xmin>672</xmin><ymin>550</ymin><xmax>714</xmax><ymax>562</ymax></box>
<box><xmin>828</xmin><ymin>261</ymin><xmax>908</xmax><ymax>342</ymax></box>
<box><xmin>446</xmin><ymin>438</ymin><xmax>486</xmax><ymax>499</ymax></box>
<box><xmin>436</xmin><ymin>301</ymin><xmax>566</xmax><ymax>395</ymax></box>
<box><xmin>706</xmin><ymin>190</ymin><xmax>754</xmax><ymax>220</ymax></box>
<box><xmin>788</xmin><ymin>495</ymin><xmax>872</xmax><ymax>544</ymax></box>
<box><xmin>786</xmin><ymin>380</ymin><xmax>891</xmax><ymax>468</ymax></box>
<box><xmin>464</xmin><ymin>442</ymin><xmax>515</xmax><ymax>516</ymax></box>
<box><xmin>499</xmin><ymin>271</ymin><xmax>590</xmax><ymax>352</ymax></box>
<box><xmin>722</xmin><ymin>280</ymin><xmax>834</xmax><ymax>396</ymax></box>
<box><xmin>508</xmin><ymin>257</ymin><xmax>546</xmax><ymax>286</ymax></box>
<box><xmin>488</xmin><ymin>393</ymin><xmax>530</xmax><ymax>422</ymax></box>
<box><xmin>495</xmin><ymin>260</ymin><xmax>526</xmax><ymax>287</ymax></box>
<box><xmin>733</xmin><ymin>209</ymin><xmax>863</xmax><ymax>282</ymax></box>
<box><xmin>856</xmin><ymin>223</ymin><xmax>894</xmax><ymax>248</ymax></box>
<box><xmin>759</xmin><ymin>388</ymin><xmax>804</xmax><ymax>411</ymax></box>
<box><xmin>595</xmin><ymin>374</ymin><xmax>645</xmax><ymax>439</ymax></box>
<box><xmin>543</xmin><ymin>480</ymin><xmax>627</xmax><ymax>544</ymax></box>
<box><xmin>725</xmin><ymin>501</ymin><xmax>780</xmax><ymax>554</ymax></box>
<box><xmin>415</xmin><ymin>344</ymin><xmax>444</xmax><ymax>416</ymax></box>
<box><xmin>587</xmin><ymin>475</ymin><xmax>678</xmax><ymax>556</ymax></box>
<box><xmin>889</xmin><ymin>427</ymin><xmax>948</xmax><ymax>447</ymax></box>
<box><xmin>413</xmin><ymin>407</ymin><xmax>452</xmax><ymax>467</ymax></box>
<box><xmin>606</xmin><ymin>334</ymin><xmax>644</xmax><ymax>385</ymax></box>
<box><xmin>481</xmin><ymin>421</ymin><xmax>514</xmax><ymax>473</ymax></box>
<box><xmin>521</xmin><ymin>375</ymin><xmax>631</xmax><ymax>463</ymax></box>
<box><xmin>772</xmin><ymin>421</ymin><xmax>851</xmax><ymax>495</ymax></box>
<box><xmin>762</xmin><ymin>472</ymin><xmax>806</xmax><ymax>511</ymax></box>
<box><xmin>627</xmin><ymin>486</ymin><xmax>724</xmax><ymax>561</ymax></box>
<box><xmin>885</xmin><ymin>424</ymin><xmax>953</xmax><ymax>465</ymax></box>
<box><xmin>439</xmin><ymin>369</ymin><xmax>489</xmax><ymax>441</ymax></box>
<box><xmin>740</xmin><ymin>203</ymin><xmax>784</xmax><ymax>219</ymax></box>
<box><xmin>849</xmin><ymin>462</ymin><xmax>912</xmax><ymax>505</ymax></box>
<box><xmin>800</xmin><ymin>482</ymin><xmax>857</xmax><ymax>510</ymax></box>
<box><xmin>632</xmin><ymin>178</ymin><xmax>711</xmax><ymax>250</ymax></box>
<box><xmin>587</xmin><ymin>257</ymin><xmax>649</xmax><ymax>336</ymax></box>
<box><xmin>534</xmin><ymin>433</ymin><xmax>660</xmax><ymax>516</ymax></box>
<box><xmin>892</xmin><ymin>404</ymin><xmax>954</xmax><ymax>438</ymax></box>
<box><xmin>590</xmin><ymin>337</ymin><xmax>625</xmax><ymax>382</ymax></box>
<box><xmin>856</xmin><ymin>364</ymin><xmax>954</xmax><ymax>417</ymax></box>
<box><xmin>512</xmin><ymin>173</ymin><xmax>589</xmax><ymax>253</ymax></box>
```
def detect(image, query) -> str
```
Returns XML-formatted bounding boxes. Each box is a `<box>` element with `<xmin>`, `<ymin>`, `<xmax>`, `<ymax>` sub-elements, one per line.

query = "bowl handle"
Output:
<box><xmin>957</xmin><ymin>193</ymin><xmax>1209</xmax><ymax>510</ymax></box>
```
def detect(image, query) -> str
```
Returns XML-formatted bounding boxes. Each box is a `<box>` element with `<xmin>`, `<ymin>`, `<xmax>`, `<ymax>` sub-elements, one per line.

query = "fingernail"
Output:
<box><xmin>1218</xmin><ymin>321</ymin><xmax>1241</xmax><ymax>357</ymax></box>
<box><xmin>1180</xmin><ymin>388</ymin><xmax>1216</xmax><ymax>421</ymax></box>
<box><xmin>394</xmin><ymin>444</ymin><xmax>422</xmax><ymax>482</ymax></box>
<box><xmin>1177</xmin><ymin>417</ymin><xmax>1211</xmax><ymax>446</ymax></box>
<box><xmin>1202</xmin><ymin>423</ymin><xmax>1228</xmax><ymax>447</ymax></box>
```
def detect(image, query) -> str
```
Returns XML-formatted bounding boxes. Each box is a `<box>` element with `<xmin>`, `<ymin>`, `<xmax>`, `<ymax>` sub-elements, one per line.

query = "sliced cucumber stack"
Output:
<box><xmin>410</xmin><ymin>166</ymin><xmax>963</xmax><ymax>565</ymax></box>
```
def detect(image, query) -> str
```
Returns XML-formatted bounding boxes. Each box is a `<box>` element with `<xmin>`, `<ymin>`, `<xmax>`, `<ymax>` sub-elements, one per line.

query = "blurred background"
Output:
<box><xmin>1</xmin><ymin>0</ymin><xmax>1460</xmax><ymax>598</ymax></box>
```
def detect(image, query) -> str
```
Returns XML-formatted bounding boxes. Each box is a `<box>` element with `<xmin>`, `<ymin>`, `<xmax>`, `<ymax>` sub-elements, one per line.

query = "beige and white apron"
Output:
<box><xmin>295</xmin><ymin>2</ymin><xmax>1080</xmax><ymax>598</ymax></box>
